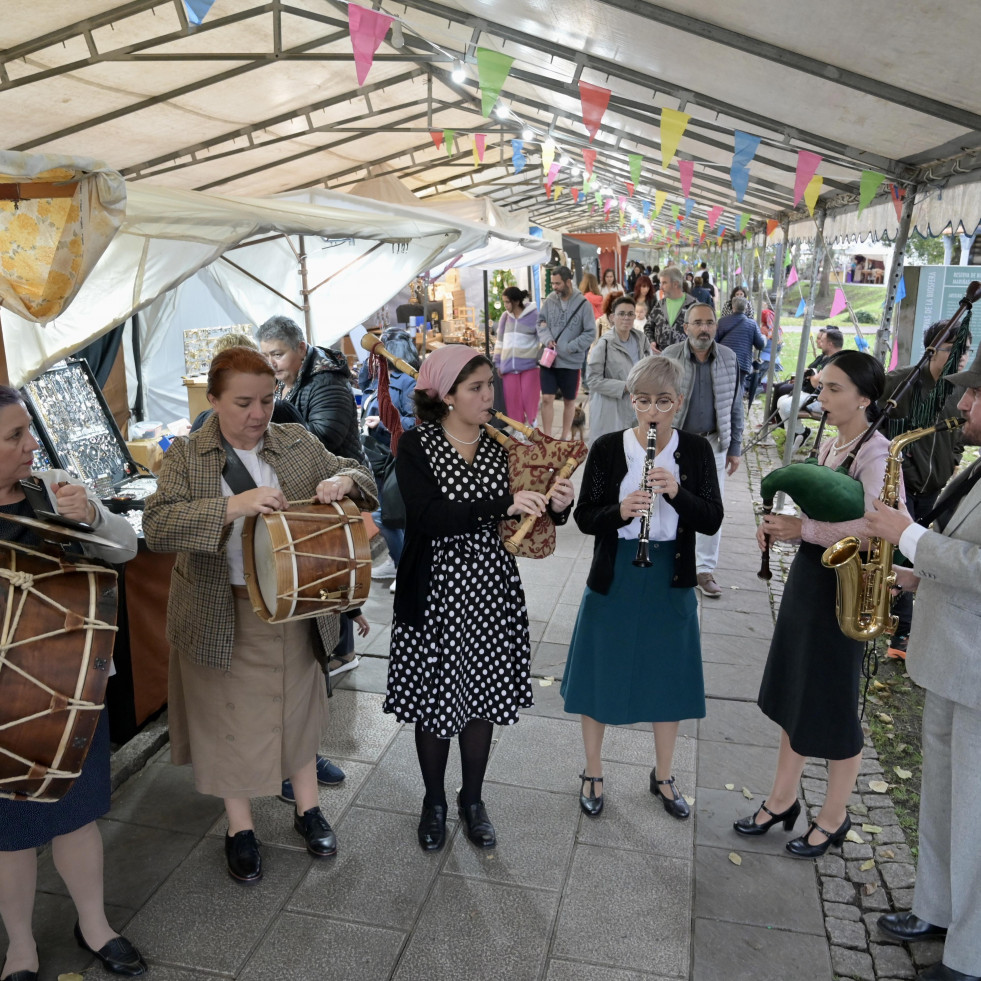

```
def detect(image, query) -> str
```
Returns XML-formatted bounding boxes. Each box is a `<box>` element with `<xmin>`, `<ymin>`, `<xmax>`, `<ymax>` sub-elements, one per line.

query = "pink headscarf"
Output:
<box><xmin>415</xmin><ymin>345</ymin><xmax>484</xmax><ymax>402</ymax></box>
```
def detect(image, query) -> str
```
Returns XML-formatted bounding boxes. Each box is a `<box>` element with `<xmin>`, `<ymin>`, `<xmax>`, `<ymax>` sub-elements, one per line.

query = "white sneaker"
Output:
<box><xmin>371</xmin><ymin>558</ymin><xmax>397</xmax><ymax>579</ymax></box>
<box><xmin>390</xmin><ymin>580</ymin><xmax>397</xmax><ymax>593</ymax></box>
<box><xmin>328</xmin><ymin>653</ymin><xmax>360</xmax><ymax>677</ymax></box>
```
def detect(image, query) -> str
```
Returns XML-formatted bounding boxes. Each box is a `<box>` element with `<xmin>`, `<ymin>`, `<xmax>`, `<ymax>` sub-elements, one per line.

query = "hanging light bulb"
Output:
<box><xmin>451</xmin><ymin>61</ymin><xmax>466</xmax><ymax>83</ymax></box>
<box><xmin>494</xmin><ymin>103</ymin><xmax>510</xmax><ymax>120</ymax></box>
<box><xmin>521</xmin><ymin>128</ymin><xmax>534</xmax><ymax>141</ymax></box>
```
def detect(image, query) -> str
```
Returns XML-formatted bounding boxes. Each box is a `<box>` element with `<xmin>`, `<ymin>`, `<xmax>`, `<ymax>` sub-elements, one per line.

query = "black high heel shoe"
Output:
<box><xmin>733</xmin><ymin>799</ymin><xmax>801</xmax><ymax>836</ymax></box>
<box><xmin>578</xmin><ymin>771</ymin><xmax>604</xmax><ymax>817</ymax></box>
<box><xmin>786</xmin><ymin>814</ymin><xmax>851</xmax><ymax>858</ymax></box>
<box><xmin>650</xmin><ymin>771</ymin><xmax>690</xmax><ymax>820</ymax></box>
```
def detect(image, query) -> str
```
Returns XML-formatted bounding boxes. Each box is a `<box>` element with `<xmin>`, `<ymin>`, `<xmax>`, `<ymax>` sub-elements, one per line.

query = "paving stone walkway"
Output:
<box><xmin>12</xmin><ymin>410</ymin><xmax>929</xmax><ymax>981</ymax></box>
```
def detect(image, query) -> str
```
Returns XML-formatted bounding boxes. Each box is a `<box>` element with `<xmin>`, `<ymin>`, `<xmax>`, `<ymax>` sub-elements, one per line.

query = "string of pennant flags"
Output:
<box><xmin>186</xmin><ymin>0</ymin><xmax>910</xmax><ymax>241</ymax></box>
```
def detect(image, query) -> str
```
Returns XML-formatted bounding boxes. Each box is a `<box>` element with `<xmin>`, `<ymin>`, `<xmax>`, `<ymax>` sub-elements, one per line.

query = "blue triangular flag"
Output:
<box><xmin>855</xmin><ymin>335</ymin><xmax>870</xmax><ymax>352</ymax></box>
<box><xmin>795</xmin><ymin>299</ymin><xmax>807</xmax><ymax>317</ymax></box>
<box><xmin>642</xmin><ymin>200</ymin><xmax>651</xmax><ymax>219</ymax></box>
<box><xmin>183</xmin><ymin>0</ymin><xmax>217</xmax><ymax>25</ymax></box>
<box><xmin>511</xmin><ymin>140</ymin><xmax>525</xmax><ymax>175</ymax></box>
<box><xmin>732</xmin><ymin>131</ymin><xmax>762</xmax><ymax>170</ymax></box>
<box><xmin>730</xmin><ymin>164</ymin><xmax>750</xmax><ymax>203</ymax></box>
<box><xmin>684</xmin><ymin>198</ymin><xmax>695</xmax><ymax>220</ymax></box>
<box><xmin>895</xmin><ymin>275</ymin><xmax>906</xmax><ymax>302</ymax></box>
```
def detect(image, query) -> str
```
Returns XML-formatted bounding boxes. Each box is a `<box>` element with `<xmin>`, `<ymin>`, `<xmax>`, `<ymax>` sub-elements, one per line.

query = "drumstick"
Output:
<box><xmin>504</xmin><ymin>456</ymin><xmax>579</xmax><ymax>554</ymax></box>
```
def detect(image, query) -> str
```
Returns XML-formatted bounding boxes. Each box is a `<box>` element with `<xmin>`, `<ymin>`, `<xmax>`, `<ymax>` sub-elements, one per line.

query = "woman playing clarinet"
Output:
<box><xmin>383</xmin><ymin>346</ymin><xmax>574</xmax><ymax>852</ymax></box>
<box><xmin>736</xmin><ymin>351</ymin><xmax>907</xmax><ymax>857</ymax></box>
<box><xmin>561</xmin><ymin>356</ymin><xmax>723</xmax><ymax>820</ymax></box>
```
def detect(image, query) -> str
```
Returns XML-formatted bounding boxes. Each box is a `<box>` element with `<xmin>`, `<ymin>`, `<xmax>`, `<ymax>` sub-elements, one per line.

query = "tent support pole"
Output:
<box><xmin>876</xmin><ymin>183</ymin><xmax>919</xmax><ymax>364</ymax></box>
<box><xmin>298</xmin><ymin>235</ymin><xmax>313</xmax><ymax>343</ymax></box>
<box><xmin>780</xmin><ymin>208</ymin><xmax>825</xmax><ymax>470</ymax></box>
<box><xmin>754</xmin><ymin>231</ymin><xmax>767</xmax><ymax>321</ymax></box>
<box><xmin>483</xmin><ymin>269</ymin><xmax>491</xmax><ymax>358</ymax></box>
<box><xmin>762</xmin><ymin>217</ymin><xmax>791</xmax><ymax>427</ymax></box>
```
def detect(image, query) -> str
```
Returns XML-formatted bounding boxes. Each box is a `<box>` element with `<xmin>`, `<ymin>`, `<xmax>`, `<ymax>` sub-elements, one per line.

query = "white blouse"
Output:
<box><xmin>617</xmin><ymin>428</ymin><xmax>680</xmax><ymax>541</ymax></box>
<box><xmin>221</xmin><ymin>442</ymin><xmax>280</xmax><ymax>585</ymax></box>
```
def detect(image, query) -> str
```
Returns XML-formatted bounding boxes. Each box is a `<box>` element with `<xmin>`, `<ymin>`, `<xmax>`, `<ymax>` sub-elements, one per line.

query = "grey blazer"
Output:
<box><xmin>906</xmin><ymin>473</ymin><xmax>981</xmax><ymax>711</ymax></box>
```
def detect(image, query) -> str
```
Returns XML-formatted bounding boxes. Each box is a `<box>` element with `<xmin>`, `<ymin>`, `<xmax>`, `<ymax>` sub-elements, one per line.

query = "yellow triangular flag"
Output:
<box><xmin>553</xmin><ymin>185</ymin><xmax>562</xmax><ymax>200</ymax></box>
<box><xmin>653</xmin><ymin>189</ymin><xmax>668</xmax><ymax>217</ymax></box>
<box><xmin>804</xmin><ymin>174</ymin><xmax>823</xmax><ymax>216</ymax></box>
<box><xmin>541</xmin><ymin>142</ymin><xmax>555</xmax><ymax>175</ymax></box>
<box><xmin>697</xmin><ymin>219</ymin><xmax>705</xmax><ymax>237</ymax></box>
<box><xmin>660</xmin><ymin>108</ymin><xmax>690</xmax><ymax>170</ymax></box>
<box><xmin>754</xmin><ymin>248</ymin><xmax>759</xmax><ymax>258</ymax></box>
<box><xmin>472</xmin><ymin>142</ymin><xmax>480</xmax><ymax>168</ymax></box>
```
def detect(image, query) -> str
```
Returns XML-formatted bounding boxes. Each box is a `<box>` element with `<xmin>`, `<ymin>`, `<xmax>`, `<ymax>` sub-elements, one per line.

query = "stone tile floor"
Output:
<box><xmin>10</xmin><ymin>407</ymin><xmax>927</xmax><ymax>981</ymax></box>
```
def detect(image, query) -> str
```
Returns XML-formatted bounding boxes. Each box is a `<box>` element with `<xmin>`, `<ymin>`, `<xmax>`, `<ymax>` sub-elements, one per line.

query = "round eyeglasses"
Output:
<box><xmin>631</xmin><ymin>396</ymin><xmax>676</xmax><ymax>412</ymax></box>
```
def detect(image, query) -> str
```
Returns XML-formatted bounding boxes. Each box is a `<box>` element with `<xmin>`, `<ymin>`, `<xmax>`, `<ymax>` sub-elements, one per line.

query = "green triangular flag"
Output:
<box><xmin>738</xmin><ymin>212</ymin><xmax>750</xmax><ymax>232</ymax></box>
<box><xmin>858</xmin><ymin>170</ymin><xmax>887</xmax><ymax>215</ymax></box>
<box><xmin>443</xmin><ymin>130</ymin><xmax>455</xmax><ymax>156</ymax></box>
<box><xmin>477</xmin><ymin>48</ymin><xmax>515</xmax><ymax>117</ymax></box>
<box><xmin>629</xmin><ymin>153</ymin><xmax>643</xmax><ymax>186</ymax></box>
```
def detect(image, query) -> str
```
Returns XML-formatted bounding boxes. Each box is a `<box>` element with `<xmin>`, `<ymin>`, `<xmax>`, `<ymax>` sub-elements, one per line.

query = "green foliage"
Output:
<box><xmin>903</xmin><ymin>232</ymin><xmax>948</xmax><ymax>267</ymax></box>
<box><xmin>854</xmin><ymin>309</ymin><xmax>877</xmax><ymax>324</ymax></box>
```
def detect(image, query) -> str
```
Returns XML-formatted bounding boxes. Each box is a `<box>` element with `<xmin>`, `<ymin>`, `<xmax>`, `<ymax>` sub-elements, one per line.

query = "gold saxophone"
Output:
<box><xmin>821</xmin><ymin>417</ymin><xmax>965</xmax><ymax>641</ymax></box>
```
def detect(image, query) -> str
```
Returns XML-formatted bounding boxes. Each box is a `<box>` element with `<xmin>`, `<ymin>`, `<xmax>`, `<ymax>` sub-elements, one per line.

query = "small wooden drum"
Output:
<box><xmin>0</xmin><ymin>543</ymin><xmax>118</xmax><ymax>802</ymax></box>
<box><xmin>242</xmin><ymin>498</ymin><xmax>371</xmax><ymax>623</ymax></box>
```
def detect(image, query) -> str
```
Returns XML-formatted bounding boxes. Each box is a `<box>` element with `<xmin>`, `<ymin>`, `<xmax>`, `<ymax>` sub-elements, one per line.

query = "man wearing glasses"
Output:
<box><xmin>661</xmin><ymin>304</ymin><xmax>743</xmax><ymax>597</ymax></box>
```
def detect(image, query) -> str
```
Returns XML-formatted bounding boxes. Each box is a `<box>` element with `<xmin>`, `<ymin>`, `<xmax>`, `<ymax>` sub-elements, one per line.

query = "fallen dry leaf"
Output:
<box><xmin>724</xmin><ymin>783</ymin><xmax>735</xmax><ymax>791</ymax></box>
<box><xmin>868</xmin><ymin>779</ymin><xmax>889</xmax><ymax>793</ymax></box>
<box><xmin>877</xmin><ymin>712</ymin><xmax>893</xmax><ymax>723</ymax></box>
<box><xmin>880</xmin><ymin>849</ymin><xmax>895</xmax><ymax>859</ymax></box>
<box><xmin>538</xmin><ymin>678</ymin><xmax>553</xmax><ymax>687</ymax></box>
<box><xmin>894</xmin><ymin>766</ymin><xmax>912</xmax><ymax>780</ymax></box>
<box><xmin>741</xmin><ymin>787</ymin><xmax>753</xmax><ymax>800</ymax></box>
<box><xmin>863</xmin><ymin>882</ymin><xmax>878</xmax><ymax>895</ymax></box>
<box><xmin>872</xmin><ymin>680</ymin><xmax>888</xmax><ymax>691</ymax></box>
<box><xmin>683</xmin><ymin>795</ymin><xmax>695</xmax><ymax>805</ymax></box>
<box><xmin>860</xmin><ymin>859</ymin><xmax>876</xmax><ymax>871</ymax></box>
<box><xmin>728</xmin><ymin>852</ymin><xmax>742</xmax><ymax>866</ymax></box>
<box><xmin>862</xmin><ymin>824</ymin><xmax>883</xmax><ymax>834</ymax></box>
<box><xmin>895</xmin><ymin>742</ymin><xmax>907</xmax><ymax>753</ymax></box>
<box><xmin>845</xmin><ymin>829</ymin><xmax>865</xmax><ymax>844</ymax></box>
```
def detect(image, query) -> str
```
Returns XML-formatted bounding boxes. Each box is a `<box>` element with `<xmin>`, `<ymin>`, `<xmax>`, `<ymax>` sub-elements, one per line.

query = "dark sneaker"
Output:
<box><xmin>280</xmin><ymin>757</ymin><xmax>345</xmax><ymax>802</ymax></box>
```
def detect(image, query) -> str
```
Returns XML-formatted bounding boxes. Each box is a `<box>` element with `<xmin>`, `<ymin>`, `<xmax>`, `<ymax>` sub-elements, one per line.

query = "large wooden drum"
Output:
<box><xmin>242</xmin><ymin>499</ymin><xmax>371</xmax><ymax>623</ymax></box>
<box><xmin>0</xmin><ymin>542</ymin><xmax>118</xmax><ymax>802</ymax></box>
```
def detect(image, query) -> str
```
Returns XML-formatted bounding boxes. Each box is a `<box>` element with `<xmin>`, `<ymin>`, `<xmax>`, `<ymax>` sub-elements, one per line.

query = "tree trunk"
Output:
<box><xmin>813</xmin><ymin>246</ymin><xmax>835</xmax><ymax>317</ymax></box>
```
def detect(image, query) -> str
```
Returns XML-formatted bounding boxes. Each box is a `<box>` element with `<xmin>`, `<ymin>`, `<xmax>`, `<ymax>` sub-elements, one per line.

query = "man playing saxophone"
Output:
<box><xmin>868</xmin><ymin>348</ymin><xmax>981</xmax><ymax>981</ymax></box>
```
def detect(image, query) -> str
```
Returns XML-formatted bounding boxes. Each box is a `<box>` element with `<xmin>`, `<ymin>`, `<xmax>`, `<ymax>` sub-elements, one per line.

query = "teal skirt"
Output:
<box><xmin>561</xmin><ymin>539</ymin><xmax>706</xmax><ymax>725</ymax></box>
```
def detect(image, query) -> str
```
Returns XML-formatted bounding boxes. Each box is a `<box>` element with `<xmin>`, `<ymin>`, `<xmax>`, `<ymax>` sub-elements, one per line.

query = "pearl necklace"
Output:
<box><xmin>830</xmin><ymin>427</ymin><xmax>868</xmax><ymax>454</ymax></box>
<box><xmin>442</xmin><ymin>426</ymin><xmax>481</xmax><ymax>445</ymax></box>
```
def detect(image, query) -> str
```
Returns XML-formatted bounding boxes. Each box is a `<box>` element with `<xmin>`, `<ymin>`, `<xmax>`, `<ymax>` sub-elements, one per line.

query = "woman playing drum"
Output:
<box><xmin>143</xmin><ymin>347</ymin><xmax>377</xmax><ymax>884</ymax></box>
<box><xmin>384</xmin><ymin>346</ymin><xmax>574</xmax><ymax>852</ymax></box>
<box><xmin>0</xmin><ymin>386</ymin><xmax>141</xmax><ymax>979</ymax></box>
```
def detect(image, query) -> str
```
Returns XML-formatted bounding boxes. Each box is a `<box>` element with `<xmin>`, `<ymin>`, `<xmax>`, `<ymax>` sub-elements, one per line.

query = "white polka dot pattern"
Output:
<box><xmin>384</xmin><ymin>426</ymin><xmax>533</xmax><ymax>737</ymax></box>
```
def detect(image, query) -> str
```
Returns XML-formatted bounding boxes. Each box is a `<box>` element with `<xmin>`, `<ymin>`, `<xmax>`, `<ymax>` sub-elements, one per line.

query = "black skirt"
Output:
<box><xmin>758</xmin><ymin>542</ymin><xmax>865</xmax><ymax>760</ymax></box>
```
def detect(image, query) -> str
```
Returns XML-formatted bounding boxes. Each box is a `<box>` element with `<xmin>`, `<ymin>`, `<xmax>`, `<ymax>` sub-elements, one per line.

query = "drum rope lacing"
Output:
<box><xmin>0</xmin><ymin>568</ymin><xmax>34</xmax><ymax>589</ymax></box>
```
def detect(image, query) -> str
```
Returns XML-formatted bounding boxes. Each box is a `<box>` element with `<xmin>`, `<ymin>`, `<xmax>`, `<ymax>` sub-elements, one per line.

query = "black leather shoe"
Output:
<box><xmin>1</xmin><ymin>971</ymin><xmax>39</xmax><ymax>981</ymax></box>
<box><xmin>417</xmin><ymin>802</ymin><xmax>447</xmax><ymax>851</ymax></box>
<box><xmin>650</xmin><ymin>771</ymin><xmax>690</xmax><ymax>820</ymax></box>
<box><xmin>579</xmin><ymin>771</ymin><xmax>604</xmax><ymax>817</ymax></box>
<box><xmin>225</xmin><ymin>829</ymin><xmax>263</xmax><ymax>883</ymax></box>
<box><xmin>457</xmin><ymin>796</ymin><xmax>496</xmax><ymax>848</ymax></box>
<box><xmin>734</xmin><ymin>799</ymin><xmax>801</xmax><ymax>836</ymax></box>
<box><xmin>74</xmin><ymin>922</ymin><xmax>147</xmax><ymax>976</ymax></box>
<box><xmin>294</xmin><ymin>806</ymin><xmax>338</xmax><ymax>857</ymax></box>
<box><xmin>917</xmin><ymin>964</ymin><xmax>981</xmax><ymax>981</ymax></box>
<box><xmin>878</xmin><ymin>911</ymin><xmax>948</xmax><ymax>942</ymax></box>
<box><xmin>786</xmin><ymin>815</ymin><xmax>850</xmax><ymax>858</ymax></box>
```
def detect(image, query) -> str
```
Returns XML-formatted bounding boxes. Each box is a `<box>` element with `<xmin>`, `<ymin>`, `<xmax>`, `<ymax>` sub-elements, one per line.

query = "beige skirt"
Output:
<box><xmin>168</xmin><ymin>590</ymin><xmax>328</xmax><ymax>798</ymax></box>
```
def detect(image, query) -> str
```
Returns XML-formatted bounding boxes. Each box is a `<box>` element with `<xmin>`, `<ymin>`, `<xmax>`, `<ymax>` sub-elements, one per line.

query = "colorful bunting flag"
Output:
<box><xmin>858</xmin><ymin>170</ymin><xmax>887</xmax><ymax>215</ymax></box>
<box><xmin>579</xmin><ymin>81</ymin><xmax>611</xmax><ymax>142</ymax></box>
<box><xmin>738</xmin><ymin>212</ymin><xmax>750</xmax><ymax>232</ymax></box>
<box><xmin>443</xmin><ymin>130</ymin><xmax>455</xmax><ymax>156</ymax></box>
<box><xmin>511</xmin><ymin>139</ymin><xmax>525</xmax><ymax>174</ymax></box>
<box><xmin>829</xmin><ymin>288</ymin><xmax>847</xmax><ymax>318</ymax></box>
<box><xmin>786</xmin><ymin>266</ymin><xmax>799</xmax><ymax>288</ymax></box>
<box><xmin>430</xmin><ymin>131</ymin><xmax>444</xmax><ymax>151</ymax></box>
<box><xmin>678</xmin><ymin>159</ymin><xmax>694</xmax><ymax>199</ymax></box>
<box><xmin>697</xmin><ymin>219</ymin><xmax>705</xmax><ymax>238</ymax></box>
<box><xmin>683</xmin><ymin>198</ymin><xmax>695</xmax><ymax>220</ymax></box>
<box><xmin>670</xmin><ymin>204</ymin><xmax>680</xmax><ymax>222</ymax></box>
<box><xmin>729</xmin><ymin>165</ymin><xmax>750</xmax><ymax>203</ymax></box>
<box><xmin>793</xmin><ymin>150</ymin><xmax>822</xmax><ymax>207</ymax></box>
<box><xmin>541</xmin><ymin>142</ymin><xmax>555</xmax><ymax>175</ymax></box>
<box><xmin>660</xmin><ymin>108</ymin><xmax>690</xmax><ymax>170</ymax></box>
<box><xmin>729</xmin><ymin>130</ymin><xmax>761</xmax><ymax>203</ymax></box>
<box><xmin>707</xmin><ymin>205</ymin><xmax>724</xmax><ymax>229</ymax></box>
<box><xmin>766</xmin><ymin>219</ymin><xmax>779</xmax><ymax>237</ymax></box>
<box><xmin>642</xmin><ymin>201</ymin><xmax>651</xmax><ymax>219</ymax></box>
<box><xmin>794</xmin><ymin>299</ymin><xmax>807</xmax><ymax>317</ymax></box>
<box><xmin>618</xmin><ymin>195</ymin><xmax>627</xmax><ymax>210</ymax></box>
<box><xmin>477</xmin><ymin>48</ymin><xmax>515</xmax><ymax>117</ymax></box>
<box><xmin>889</xmin><ymin>183</ymin><xmax>906</xmax><ymax>221</ymax></box>
<box><xmin>348</xmin><ymin>5</ymin><xmax>394</xmax><ymax>86</ymax></box>
<box><xmin>803</xmin><ymin>175</ymin><xmax>823</xmax><ymax>216</ymax></box>
<box><xmin>625</xmin><ymin>181</ymin><xmax>635</xmax><ymax>198</ymax></box>
<box><xmin>571</xmin><ymin>187</ymin><xmax>580</xmax><ymax>203</ymax></box>
<box><xmin>183</xmin><ymin>0</ymin><xmax>217</xmax><ymax>25</ymax></box>
<box><xmin>895</xmin><ymin>275</ymin><xmax>906</xmax><ymax>302</ymax></box>
<box><xmin>653</xmin><ymin>190</ymin><xmax>668</xmax><ymax>216</ymax></box>
<box><xmin>553</xmin><ymin>185</ymin><xmax>562</xmax><ymax>201</ymax></box>
<box><xmin>582</xmin><ymin>148</ymin><xmax>597</xmax><ymax>178</ymax></box>
<box><xmin>604</xmin><ymin>198</ymin><xmax>613</xmax><ymax>218</ymax></box>
<box><xmin>629</xmin><ymin>153</ymin><xmax>643</xmax><ymax>186</ymax></box>
<box><xmin>474</xmin><ymin>133</ymin><xmax>486</xmax><ymax>163</ymax></box>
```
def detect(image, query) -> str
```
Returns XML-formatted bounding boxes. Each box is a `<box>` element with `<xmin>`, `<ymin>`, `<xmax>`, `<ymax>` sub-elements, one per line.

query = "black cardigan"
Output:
<box><xmin>575</xmin><ymin>429</ymin><xmax>724</xmax><ymax>594</ymax></box>
<box><xmin>393</xmin><ymin>425</ymin><xmax>570</xmax><ymax>629</ymax></box>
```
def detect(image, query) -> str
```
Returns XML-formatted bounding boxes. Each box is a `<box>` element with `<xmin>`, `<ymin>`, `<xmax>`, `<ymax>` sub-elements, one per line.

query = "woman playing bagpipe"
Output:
<box><xmin>379</xmin><ymin>345</ymin><xmax>575</xmax><ymax>852</ymax></box>
<box><xmin>735</xmin><ymin>351</ymin><xmax>909</xmax><ymax>857</ymax></box>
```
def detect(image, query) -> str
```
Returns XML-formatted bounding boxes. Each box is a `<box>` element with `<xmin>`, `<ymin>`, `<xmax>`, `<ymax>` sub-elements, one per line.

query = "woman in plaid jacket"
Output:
<box><xmin>144</xmin><ymin>347</ymin><xmax>377</xmax><ymax>885</ymax></box>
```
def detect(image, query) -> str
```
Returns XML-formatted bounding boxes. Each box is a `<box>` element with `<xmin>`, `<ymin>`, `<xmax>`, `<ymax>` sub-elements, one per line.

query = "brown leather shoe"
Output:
<box><xmin>696</xmin><ymin>573</ymin><xmax>722</xmax><ymax>598</ymax></box>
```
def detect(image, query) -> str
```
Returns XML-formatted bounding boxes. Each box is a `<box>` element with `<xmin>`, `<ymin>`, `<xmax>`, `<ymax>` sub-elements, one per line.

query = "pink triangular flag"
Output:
<box><xmin>786</xmin><ymin>265</ymin><xmax>799</xmax><ymax>288</ymax></box>
<box><xmin>579</xmin><ymin>81</ymin><xmax>611</xmax><ymax>142</ymax></box>
<box><xmin>889</xmin><ymin>334</ymin><xmax>899</xmax><ymax>371</ymax></box>
<box><xmin>829</xmin><ymin>288</ymin><xmax>847</xmax><ymax>318</ymax></box>
<box><xmin>735</xmin><ymin>267</ymin><xmax>742</xmax><ymax>276</ymax></box>
<box><xmin>707</xmin><ymin>205</ymin><xmax>724</xmax><ymax>228</ymax></box>
<box><xmin>474</xmin><ymin>133</ymin><xmax>486</xmax><ymax>163</ymax></box>
<box><xmin>430</xmin><ymin>131</ymin><xmax>444</xmax><ymax>151</ymax></box>
<box><xmin>793</xmin><ymin>150</ymin><xmax>822</xmax><ymax>206</ymax></box>
<box><xmin>348</xmin><ymin>5</ymin><xmax>394</xmax><ymax>86</ymax></box>
<box><xmin>678</xmin><ymin>159</ymin><xmax>694</xmax><ymax>199</ymax></box>
<box><xmin>618</xmin><ymin>195</ymin><xmax>626</xmax><ymax>209</ymax></box>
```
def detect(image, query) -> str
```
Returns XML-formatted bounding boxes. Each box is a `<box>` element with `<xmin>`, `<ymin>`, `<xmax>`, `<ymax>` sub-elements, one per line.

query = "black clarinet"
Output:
<box><xmin>633</xmin><ymin>423</ymin><xmax>658</xmax><ymax>568</ymax></box>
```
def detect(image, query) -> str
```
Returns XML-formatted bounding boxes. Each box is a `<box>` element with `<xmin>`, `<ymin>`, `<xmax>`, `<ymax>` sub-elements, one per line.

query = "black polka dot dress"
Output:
<box><xmin>384</xmin><ymin>425</ymin><xmax>533</xmax><ymax>737</ymax></box>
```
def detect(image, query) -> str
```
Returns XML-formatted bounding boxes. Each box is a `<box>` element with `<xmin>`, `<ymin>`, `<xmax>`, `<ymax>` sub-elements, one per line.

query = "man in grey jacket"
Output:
<box><xmin>537</xmin><ymin>266</ymin><xmax>597</xmax><ymax>439</ymax></box>
<box><xmin>662</xmin><ymin>303</ymin><xmax>743</xmax><ymax>597</ymax></box>
<box><xmin>867</xmin><ymin>346</ymin><xmax>981</xmax><ymax>981</ymax></box>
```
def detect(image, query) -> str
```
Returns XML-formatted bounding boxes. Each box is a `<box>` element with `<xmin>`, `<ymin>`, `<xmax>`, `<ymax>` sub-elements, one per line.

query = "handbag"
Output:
<box><xmin>540</xmin><ymin>297</ymin><xmax>588</xmax><ymax>367</ymax></box>
<box><xmin>361</xmin><ymin>431</ymin><xmax>406</xmax><ymax>528</ymax></box>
